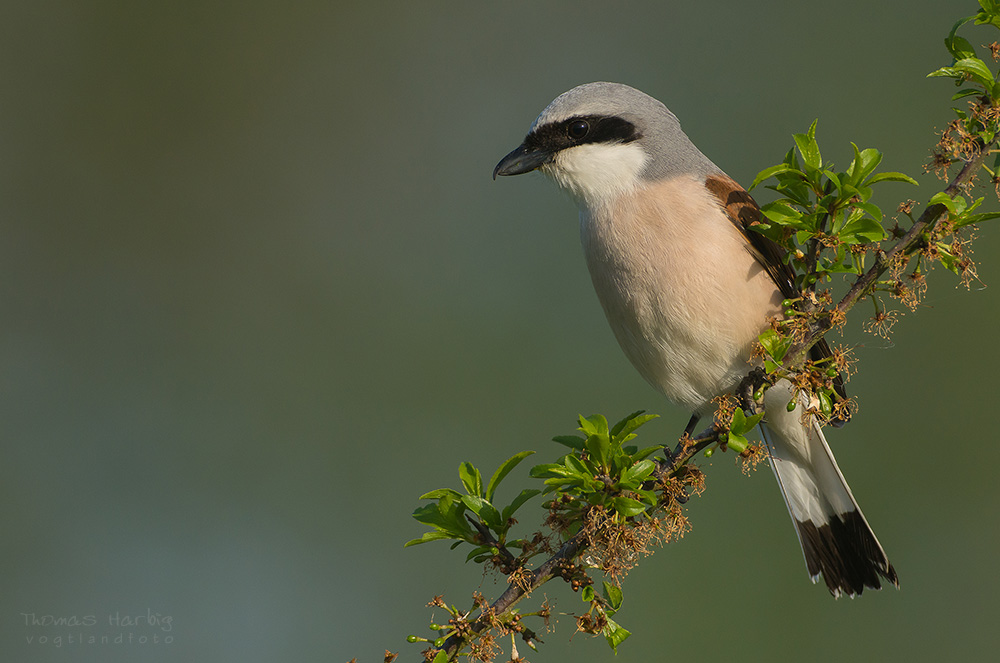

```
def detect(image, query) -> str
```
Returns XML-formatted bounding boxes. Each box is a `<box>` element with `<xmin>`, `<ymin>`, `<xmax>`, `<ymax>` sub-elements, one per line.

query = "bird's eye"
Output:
<box><xmin>567</xmin><ymin>120</ymin><xmax>590</xmax><ymax>140</ymax></box>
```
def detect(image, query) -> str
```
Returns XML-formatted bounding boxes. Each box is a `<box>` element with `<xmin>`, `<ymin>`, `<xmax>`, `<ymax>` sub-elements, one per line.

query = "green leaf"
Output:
<box><xmin>930</xmin><ymin>191</ymin><xmax>962</xmax><ymax>214</ymax></box>
<box><xmin>419</xmin><ymin>488</ymin><xmax>464</xmax><ymax>501</ymax></box>
<box><xmin>950</xmin><ymin>15</ymin><xmax>976</xmax><ymax>39</ymax></box>
<box><xmin>855</xmin><ymin>201</ymin><xmax>884</xmax><ymax>223</ymax></box>
<box><xmin>611</xmin><ymin>496</ymin><xmax>649</xmax><ymax>517</ymax></box>
<box><xmin>846</xmin><ymin>144</ymin><xmax>883</xmax><ymax>186</ymax></box>
<box><xmin>952</xmin><ymin>87</ymin><xmax>984</xmax><ymax>100</ymax></box>
<box><xmin>461</xmin><ymin>495</ymin><xmax>503</xmax><ymax>532</ymax></box>
<box><xmin>459</xmin><ymin>462</ymin><xmax>483</xmax><ymax>498</ymax></box>
<box><xmin>602</xmin><ymin>581</ymin><xmax>624</xmax><ymax>612</ymax></box>
<box><xmin>411</xmin><ymin>500</ymin><xmax>458</xmax><ymax>528</ymax></box>
<box><xmin>404</xmin><ymin>531</ymin><xmax>455</xmax><ymax>547</ymax></box>
<box><xmin>432</xmin><ymin>649</ymin><xmax>450</xmax><ymax>663</ymax></box>
<box><xmin>760</xmin><ymin>201</ymin><xmax>805</xmax><ymax>226</ymax></box>
<box><xmin>485</xmin><ymin>450</ymin><xmax>535</xmax><ymax>502</ymax></box>
<box><xmin>631</xmin><ymin>444</ymin><xmax>663</xmax><ymax>462</ymax></box>
<box><xmin>793</xmin><ymin>121</ymin><xmax>823</xmax><ymax>171</ymax></box>
<box><xmin>818</xmin><ymin>390</ymin><xmax>833</xmax><ymax>418</ymax></box>
<box><xmin>610</xmin><ymin>410</ymin><xmax>645</xmax><ymax>437</ymax></box>
<box><xmin>953</xmin><ymin>57</ymin><xmax>995</xmax><ymax>87</ymax></box>
<box><xmin>946</xmin><ymin>34</ymin><xmax>977</xmax><ymax>60</ymax></box>
<box><xmin>501</xmin><ymin>488</ymin><xmax>542</xmax><ymax>522</ymax></box>
<box><xmin>758</xmin><ymin>328</ymin><xmax>792</xmax><ymax>362</ymax></box>
<box><xmin>565</xmin><ymin>453</ymin><xmax>594</xmax><ymax>477</ymax></box>
<box><xmin>936</xmin><ymin>242</ymin><xmax>961</xmax><ymax>274</ymax></box>
<box><xmin>465</xmin><ymin>544</ymin><xmax>495</xmax><ymax>562</ymax></box>
<box><xmin>823</xmin><ymin>257</ymin><xmax>862</xmax><ymax>274</ymax></box>
<box><xmin>749</xmin><ymin>163</ymin><xmax>806</xmax><ymax>191</ymax></box>
<box><xmin>603</xmin><ymin>617</ymin><xmax>631</xmax><ymax>653</ymax></box>
<box><xmin>977</xmin><ymin>6</ymin><xmax>1000</xmax><ymax>30</ymax></box>
<box><xmin>529</xmin><ymin>462</ymin><xmax>580</xmax><ymax>481</ymax></box>
<box><xmin>864</xmin><ymin>171</ymin><xmax>918</xmax><ymax>186</ymax></box>
<box><xmin>839</xmin><ymin>215</ymin><xmax>886</xmax><ymax>244</ymax></box>
<box><xmin>619</xmin><ymin>459</ymin><xmax>656</xmax><ymax>486</ymax></box>
<box><xmin>955</xmin><ymin>210</ymin><xmax>1000</xmax><ymax>227</ymax></box>
<box><xmin>578</xmin><ymin>414</ymin><xmax>610</xmax><ymax>438</ymax></box>
<box><xmin>411</xmin><ymin>498</ymin><xmax>474</xmax><ymax>540</ymax></box>
<box><xmin>553</xmin><ymin>434</ymin><xmax>586</xmax><ymax>451</ymax></box>
<box><xmin>585</xmin><ymin>434</ymin><xmax>612</xmax><ymax>470</ymax></box>
<box><xmin>611</xmin><ymin>412</ymin><xmax>659</xmax><ymax>442</ymax></box>
<box><xmin>635</xmin><ymin>488</ymin><xmax>659</xmax><ymax>506</ymax></box>
<box><xmin>726</xmin><ymin>433</ymin><xmax>749</xmax><ymax>454</ymax></box>
<box><xmin>928</xmin><ymin>66</ymin><xmax>966</xmax><ymax>80</ymax></box>
<box><xmin>822</xmin><ymin>169</ymin><xmax>842</xmax><ymax>193</ymax></box>
<box><xmin>730</xmin><ymin>407</ymin><xmax>765</xmax><ymax>435</ymax></box>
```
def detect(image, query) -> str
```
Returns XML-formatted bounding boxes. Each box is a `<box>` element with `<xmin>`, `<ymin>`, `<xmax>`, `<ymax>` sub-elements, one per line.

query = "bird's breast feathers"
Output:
<box><xmin>579</xmin><ymin>174</ymin><xmax>783</xmax><ymax>411</ymax></box>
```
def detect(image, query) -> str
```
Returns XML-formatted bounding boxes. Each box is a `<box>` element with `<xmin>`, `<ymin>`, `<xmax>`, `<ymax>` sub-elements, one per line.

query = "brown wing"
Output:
<box><xmin>704</xmin><ymin>173</ymin><xmax>798</xmax><ymax>299</ymax></box>
<box><xmin>704</xmin><ymin>174</ymin><xmax>849</xmax><ymax>420</ymax></box>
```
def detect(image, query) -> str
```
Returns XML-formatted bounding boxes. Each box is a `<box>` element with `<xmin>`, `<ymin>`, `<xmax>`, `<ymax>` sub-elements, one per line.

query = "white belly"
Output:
<box><xmin>580</xmin><ymin>175</ymin><xmax>782</xmax><ymax>413</ymax></box>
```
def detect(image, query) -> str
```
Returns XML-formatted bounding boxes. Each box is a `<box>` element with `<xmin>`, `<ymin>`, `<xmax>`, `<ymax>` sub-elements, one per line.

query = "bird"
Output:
<box><xmin>493</xmin><ymin>81</ymin><xmax>897</xmax><ymax>598</ymax></box>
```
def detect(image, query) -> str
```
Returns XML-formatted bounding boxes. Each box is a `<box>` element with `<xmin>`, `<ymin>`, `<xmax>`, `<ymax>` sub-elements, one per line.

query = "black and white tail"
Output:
<box><xmin>760</xmin><ymin>380</ymin><xmax>898</xmax><ymax>598</ymax></box>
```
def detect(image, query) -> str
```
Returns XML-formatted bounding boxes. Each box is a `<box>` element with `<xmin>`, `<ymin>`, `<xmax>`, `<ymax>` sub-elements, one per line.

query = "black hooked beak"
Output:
<box><xmin>493</xmin><ymin>143</ymin><xmax>552</xmax><ymax>180</ymax></box>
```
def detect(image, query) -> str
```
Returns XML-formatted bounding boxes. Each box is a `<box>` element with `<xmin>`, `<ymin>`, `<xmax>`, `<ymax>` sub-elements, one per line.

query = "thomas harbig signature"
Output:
<box><xmin>20</xmin><ymin>609</ymin><xmax>174</xmax><ymax>647</ymax></box>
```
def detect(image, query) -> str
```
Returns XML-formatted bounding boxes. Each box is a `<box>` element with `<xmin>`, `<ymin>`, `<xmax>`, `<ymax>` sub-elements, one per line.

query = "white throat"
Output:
<box><xmin>541</xmin><ymin>142</ymin><xmax>648</xmax><ymax>209</ymax></box>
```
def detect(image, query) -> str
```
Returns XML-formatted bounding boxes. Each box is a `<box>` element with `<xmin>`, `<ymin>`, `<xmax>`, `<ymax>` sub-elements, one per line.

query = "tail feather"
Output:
<box><xmin>760</xmin><ymin>380</ymin><xmax>897</xmax><ymax>598</ymax></box>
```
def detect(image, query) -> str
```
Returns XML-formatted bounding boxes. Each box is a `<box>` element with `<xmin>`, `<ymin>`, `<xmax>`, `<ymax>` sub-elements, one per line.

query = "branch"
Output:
<box><xmin>430</xmin><ymin>424</ymin><xmax>719</xmax><ymax>661</ymax></box>
<box><xmin>786</xmin><ymin>142</ymin><xmax>996</xmax><ymax>368</ymax></box>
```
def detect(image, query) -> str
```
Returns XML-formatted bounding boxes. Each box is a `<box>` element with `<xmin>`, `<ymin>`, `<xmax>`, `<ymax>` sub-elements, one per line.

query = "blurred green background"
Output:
<box><xmin>2</xmin><ymin>1</ymin><xmax>998</xmax><ymax>661</ymax></box>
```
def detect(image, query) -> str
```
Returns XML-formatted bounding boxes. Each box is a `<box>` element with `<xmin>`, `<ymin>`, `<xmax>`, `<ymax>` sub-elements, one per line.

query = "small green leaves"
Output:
<box><xmin>929</xmin><ymin>58</ymin><xmax>996</xmax><ymax>88</ymax></box>
<box><xmin>610</xmin><ymin>496</ymin><xmax>648</xmax><ymax>517</ymax></box>
<box><xmin>748</xmin><ymin>163</ymin><xmax>804</xmax><ymax>192</ymax></box>
<box><xmin>976</xmin><ymin>1</ymin><xmax>1000</xmax><ymax>29</ymax></box>
<box><xmin>846</xmin><ymin>142</ymin><xmax>882</xmax><ymax>187</ymax></box>
<box><xmin>603</xmin><ymin>617</ymin><xmax>631</xmax><ymax>653</ymax></box>
<box><xmin>459</xmin><ymin>462</ymin><xmax>483</xmax><ymax>499</ymax></box>
<box><xmin>838</xmin><ymin>214</ymin><xmax>886</xmax><ymax>245</ymax></box>
<box><xmin>620</xmin><ymin>459</ymin><xmax>656</xmax><ymax>487</ymax></box>
<box><xmin>462</xmin><ymin>495</ymin><xmax>503</xmax><ymax>532</ymax></box>
<box><xmin>599</xmin><ymin>581</ymin><xmax>630</xmax><ymax>652</ymax></box>
<box><xmin>406</xmin><ymin>452</ymin><xmax>540</xmax><ymax>549</ymax></box>
<box><xmin>408</xmin><ymin>491</ymin><xmax>476</xmax><ymax>548</ymax></box>
<box><xmin>580</xmin><ymin>579</ymin><xmax>631</xmax><ymax>653</ymax></box>
<box><xmin>928</xmin><ymin>191</ymin><xmax>1000</xmax><ymax>229</ymax></box>
<box><xmin>486</xmin><ymin>451</ymin><xmax>535</xmax><ymax>502</ymax></box>
<box><xmin>930</xmin><ymin>13</ymin><xmax>995</xmax><ymax>89</ymax></box>
<box><xmin>578</xmin><ymin>413</ymin><xmax>610</xmax><ymax>438</ymax></box>
<box><xmin>793</xmin><ymin>120</ymin><xmax>823</xmax><ymax>171</ymax></box>
<box><xmin>602</xmin><ymin>581</ymin><xmax>624</xmax><ymax>612</ymax></box>
<box><xmin>758</xmin><ymin>328</ymin><xmax>791</xmax><ymax>373</ymax></box>
<box><xmin>502</xmin><ymin>487</ymin><xmax>542</xmax><ymax>523</ymax></box>
<box><xmin>530</xmin><ymin>411</ymin><xmax>663</xmax><ymax>521</ymax></box>
<box><xmin>863</xmin><ymin>171</ymin><xmax>918</xmax><ymax>186</ymax></box>
<box><xmin>749</xmin><ymin>123</ymin><xmax>917</xmax><ymax>293</ymax></box>
<box><xmin>407</xmin><ymin>412</ymin><xmax>665</xmax><ymax>554</ymax></box>
<box><xmin>408</xmin><ymin>412</ymin><xmax>674</xmax><ymax>660</ymax></box>
<box><xmin>929</xmin><ymin>9</ymin><xmax>1000</xmax><ymax>153</ymax></box>
<box><xmin>611</xmin><ymin>410</ymin><xmax>660</xmax><ymax>441</ymax></box>
<box><xmin>760</xmin><ymin>201</ymin><xmax>806</xmax><ymax>227</ymax></box>
<box><xmin>955</xmin><ymin>210</ymin><xmax>1000</xmax><ymax>227</ymax></box>
<box><xmin>726</xmin><ymin>407</ymin><xmax>765</xmax><ymax>454</ymax></box>
<box><xmin>552</xmin><ymin>434</ymin><xmax>586</xmax><ymax>451</ymax></box>
<box><xmin>945</xmin><ymin>33</ymin><xmax>976</xmax><ymax>61</ymax></box>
